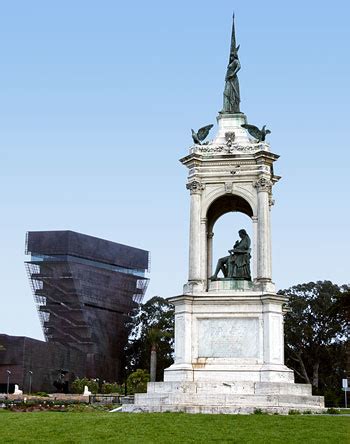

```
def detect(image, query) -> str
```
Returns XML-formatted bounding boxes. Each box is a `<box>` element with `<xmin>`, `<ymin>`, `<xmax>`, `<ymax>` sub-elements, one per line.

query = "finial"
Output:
<box><xmin>222</xmin><ymin>13</ymin><xmax>241</xmax><ymax>114</ymax></box>
<box><xmin>229</xmin><ymin>13</ymin><xmax>239</xmax><ymax>61</ymax></box>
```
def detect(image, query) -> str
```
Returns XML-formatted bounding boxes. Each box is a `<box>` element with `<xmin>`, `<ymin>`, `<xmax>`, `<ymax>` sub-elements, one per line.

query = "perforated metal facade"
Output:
<box><xmin>24</xmin><ymin>230</ymin><xmax>149</xmax><ymax>383</ymax></box>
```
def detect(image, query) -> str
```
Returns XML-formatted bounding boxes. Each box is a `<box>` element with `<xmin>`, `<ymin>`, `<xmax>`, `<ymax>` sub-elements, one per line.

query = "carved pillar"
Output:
<box><xmin>186</xmin><ymin>180</ymin><xmax>204</xmax><ymax>282</ymax></box>
<box><xmin>200</xmin><ymin>217</ymin><xmax>208</xmax><ymax>282</ymax></box>
<box><xmin>255</xmin><ymin>177</ymin><xmax>273</xmax><ymax>281</ymax></box>
<box><xmin>251</xmin><ymin>216</ymin><xmax>258</xmax><ymax>280</ymax></box>
<box><xmin>207</xmin><ymin>231</ymin><xmax>214</xmax><ymax>281</ymax></box>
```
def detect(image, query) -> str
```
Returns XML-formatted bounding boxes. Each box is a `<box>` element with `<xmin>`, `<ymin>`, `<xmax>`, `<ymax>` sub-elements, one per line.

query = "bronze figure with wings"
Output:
<box><xmin>241</xmin><ymin>124</ymin><xmax>271</xmax><ymax>142</ymax></box>
<box><xmin>191</xmin><ymin>124</ymin><xmax>213</xmax><ymax>145</ymax></box>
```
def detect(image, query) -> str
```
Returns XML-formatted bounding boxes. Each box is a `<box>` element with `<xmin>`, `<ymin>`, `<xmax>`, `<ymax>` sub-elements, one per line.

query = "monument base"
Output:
<box><xmin>163</xmin><ymin>362</ymin><xmax>294</xmax><ymax>383</ymax></box>
<box><xmin>123</xmin><ymin>380</ymin><xmax>324</xmax><ymax>414</ymax></box>
<box><xmin>122</xmin><ymin>291</ymin><xmax>325</xmax><ymax>414</ymax></box>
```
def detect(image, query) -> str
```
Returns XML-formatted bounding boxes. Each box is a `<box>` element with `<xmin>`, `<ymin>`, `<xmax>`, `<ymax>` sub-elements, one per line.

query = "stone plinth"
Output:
<box><xmin>213</xmin><ymin>113</ymin><xmax>250</xmax><ymax>146</ymax></box>
<box><xmin>163</xmin><ymin>292</ymin><xmax>292</xmax><ymax>384</ymax></box>
<box><xmin>208</xmin><ymin>279</ymin><xmax>254</xmax><ymax>292</ymax></box>
<box><xmin>123</xmin><ymin>381</ymin><xmax>325</xmax><ymax>414</ymax></box>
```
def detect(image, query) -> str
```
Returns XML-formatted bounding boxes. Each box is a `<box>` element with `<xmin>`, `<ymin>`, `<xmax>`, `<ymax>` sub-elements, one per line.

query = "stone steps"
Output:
<box><xmin>134</xmin><ymin>393</ymin><xmax>323</xmax><ymax>408</ymax></box>
<box><xmin>146</xmin><ymin>381</ymin><xmax>312</xmax><ymax>396</ymax></box>
<box><xmin>123</xmin><ymin>404</ymin><xmax>324</xmax><ymax>414</ymax></box>
<box><xmin>121</xmin><ymin>380</ymin><xmax>324</xmax><ymax>414</ymax></box>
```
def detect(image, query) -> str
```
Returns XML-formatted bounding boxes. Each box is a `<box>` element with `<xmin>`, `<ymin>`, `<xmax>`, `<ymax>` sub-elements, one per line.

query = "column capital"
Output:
<box><xmin>254</xmin><ymin>176</ymin><xmax>273</xmax><ymax>193</ymax></box>
<box><xmin>186</xmin><ymin>180</ymin><xmax>205</xmax><ymax>194</ymax></box>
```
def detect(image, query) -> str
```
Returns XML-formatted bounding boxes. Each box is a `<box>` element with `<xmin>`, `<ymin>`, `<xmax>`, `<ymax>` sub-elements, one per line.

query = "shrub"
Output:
<box><xmin>127</xmin><ymin>369</ymin><xmax>150</xmax><ymax>394</ymax></box>
<box><xmin>101</xmin><ymin>382</ymin><xmax>122</xmax><ymax>394</ymax></box>
<box><xmin>288</xmin><ymin>410</ymin><xmax>301</xmax><ymax>415</ymax></box>
<box><xmin>70</xmin><ymin>378</ymin><xmax>99</xmax><ymax>394</ymax></box>
<box><xmin>32</xmin><ymin>392</ymin><xmax>48</xmax><ymax>397</ymax></box>
<box><xmin>326</xmin><ymin>407</ymin><xmax>340</xmax><ymax>415</ymax></box>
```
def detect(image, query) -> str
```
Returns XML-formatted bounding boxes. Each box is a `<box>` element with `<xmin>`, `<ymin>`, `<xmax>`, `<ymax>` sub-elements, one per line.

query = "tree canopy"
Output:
<box><xmin>279</xmin><ymin>280</ymin><xmax>349</xmax><ymax>406</ymax></box>
<box><xmin>125</xmin><ymin>296</ymin><xmax>174</xmax><ymax>381</ymax></box>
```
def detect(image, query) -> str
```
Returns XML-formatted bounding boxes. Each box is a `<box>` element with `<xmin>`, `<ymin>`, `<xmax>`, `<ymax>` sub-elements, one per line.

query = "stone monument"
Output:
<box><xmin>123</xmin><ymin>14</ymin><xmax>324</xmax><ymax>414</ymax></box>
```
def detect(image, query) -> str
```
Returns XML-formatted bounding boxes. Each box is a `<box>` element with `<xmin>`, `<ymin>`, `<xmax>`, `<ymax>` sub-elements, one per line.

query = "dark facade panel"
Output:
<box><xmin>26</xmin><ymin>230</ymin><xmax>149</xmax><ymax>271</ymax></box>
<box><xmin>0</xmin><ymin>334</ymin><xmax>86</xmax><ymax>393</ymax></box>
<box><xmin>24</xmin><ymin>230</ymin><xmax>150</xmax><ymax>386</ymax></box>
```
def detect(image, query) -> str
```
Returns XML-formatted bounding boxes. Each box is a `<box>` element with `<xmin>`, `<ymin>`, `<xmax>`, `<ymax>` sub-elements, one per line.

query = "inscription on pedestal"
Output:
<box><xmin>197</xmin><ymin>318</ymin><xmax>259</xmax><ymax>358</ymax></box>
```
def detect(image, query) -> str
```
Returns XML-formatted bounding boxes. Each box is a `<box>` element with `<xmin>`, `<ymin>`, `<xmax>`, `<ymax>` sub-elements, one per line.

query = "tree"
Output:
<box><xmin>125</xmin><ymin>296</ymin><xmax>175</xmax><ymax>381</ymax></box>
<box><xmin>147</xmin><ymin>327</ymin><xmax>172</xmax><ymax>382</ymax></box>
<box><xmin>279</xmin><ymin>281</ymin><xmax>348</xmax><ymax>406</ymax></box>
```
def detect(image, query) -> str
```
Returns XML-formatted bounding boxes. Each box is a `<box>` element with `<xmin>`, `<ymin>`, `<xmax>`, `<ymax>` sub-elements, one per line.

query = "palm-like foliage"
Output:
<box><xmin>125</xmin><ymin>296</ymin><xmax>174</xmax><ymax>381</ymax></box>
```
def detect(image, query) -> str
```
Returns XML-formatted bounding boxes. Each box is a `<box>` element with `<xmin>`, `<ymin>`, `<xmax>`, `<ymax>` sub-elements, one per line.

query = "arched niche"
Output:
<box><xmin>205</xmin><ymin>194</ymin><xmax>256</xmax><ymax>281</ymax></box>
<box><xmin>206</xmin><ymin>194</ymin><xmax>253</xmax><ymax>234</ymax></box>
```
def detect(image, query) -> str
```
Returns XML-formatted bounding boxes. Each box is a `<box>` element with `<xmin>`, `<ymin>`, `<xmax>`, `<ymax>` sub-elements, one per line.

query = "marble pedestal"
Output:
<box><xmin>122</xmin><ymin>291</ymin><xmax>325</xmax><ymax>414</ymax></box>
<box><xmin>123</xmin><ymin>381</ymin><xmax>324</xmax><ymax>414</ymax></box>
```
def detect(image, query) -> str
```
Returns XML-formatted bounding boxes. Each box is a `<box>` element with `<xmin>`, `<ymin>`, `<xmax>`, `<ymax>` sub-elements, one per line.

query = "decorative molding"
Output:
<box><xmin>190</xmin><ymin>142</ymin><xmax>266</xmax><ymax>154</ymax></box>
<box><xmin>186</xmin><ymin>180</ymin><xmax>205</xmax><ymax>194</ymax></box>
<box><xmin>224</xmin><ymin>182</ymin><xmax>233</xmax><ymax>193</ymax></box>
<box><xmin>225</xmin><ymin>132</ymin><xmax>235</xmax><ymax>147</ymax></box>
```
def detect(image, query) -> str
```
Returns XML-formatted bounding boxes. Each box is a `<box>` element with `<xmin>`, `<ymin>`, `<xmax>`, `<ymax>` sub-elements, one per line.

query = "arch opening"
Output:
<box><xmin>206</xmin><ymin>194</ymin><xmax>253</xmax><ymax>232</ymax></box>
<box><xmin>205</xmin><ymin>194</ymin><xmax>256</xmax><ymax>283</ymax></box>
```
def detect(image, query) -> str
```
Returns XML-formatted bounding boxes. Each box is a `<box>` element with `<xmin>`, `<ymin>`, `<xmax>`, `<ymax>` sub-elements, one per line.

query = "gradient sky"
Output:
<box><xmin>1</xmin><ymin>1</ymin><xmax>349</xmax><ymax>340</ymax></box>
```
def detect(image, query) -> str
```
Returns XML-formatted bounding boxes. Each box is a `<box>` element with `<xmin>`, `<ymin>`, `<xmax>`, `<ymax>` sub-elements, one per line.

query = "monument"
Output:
<box><xmin>123</xmin><ymin>14</ymin><xmax>324</xmax><ymax>413</ymax></box>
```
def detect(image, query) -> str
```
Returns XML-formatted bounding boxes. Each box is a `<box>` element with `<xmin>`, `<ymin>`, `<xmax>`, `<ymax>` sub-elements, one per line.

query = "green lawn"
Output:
<box><xmin>0</xmin><ymin>412</ymin><xmax>348</xmax><ymax>443</ymax></box>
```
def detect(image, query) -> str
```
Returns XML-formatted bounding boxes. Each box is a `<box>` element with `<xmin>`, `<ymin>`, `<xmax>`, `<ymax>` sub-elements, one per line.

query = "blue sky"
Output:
<box><xmin>1</xmin><ymin>1</ymin><xmax>349</xmax><ymax>340</ymax></box>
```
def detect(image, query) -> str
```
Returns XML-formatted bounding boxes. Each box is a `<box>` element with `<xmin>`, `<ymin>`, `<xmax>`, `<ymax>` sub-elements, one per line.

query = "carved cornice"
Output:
<box><xmin>186</xmin><ymin>180</ymin><xmax>205</xmax><ymax>194</ymax></box>
<box><xmin>193</xmin><ymin>143</ymin><xmax>259</xmax><ymax>154</ymax></box>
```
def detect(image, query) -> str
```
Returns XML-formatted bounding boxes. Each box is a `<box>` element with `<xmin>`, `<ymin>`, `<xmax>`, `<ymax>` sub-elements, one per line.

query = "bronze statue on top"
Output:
<box><xmin>211</xmin><ymin>229</ymin><xmax>251</xmax><ymax>281</ymax></box>
<box><xmin>222</xmin><ymin>14</ymin><xmax>241</xmax><ymax>114</ymax></box>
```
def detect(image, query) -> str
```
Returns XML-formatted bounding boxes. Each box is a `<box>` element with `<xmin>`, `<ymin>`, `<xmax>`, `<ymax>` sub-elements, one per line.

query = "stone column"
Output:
<box><xmin>251</xmin><ymin>216</ymin><xmax>258</xmax><ymax>280</ymax></box>
<box><xmin>200</xmin><ymin>217</ymin><xmax>208</xmax><ymax>283</ymax></box>
<box><xmin>255</xmin><ymin>177</ymin><xmax>273</xmax><ymax>281</ymax></box>
<box><xmin>207</xmin><ymin>231</ymin><xmax>214</xmax><ymax>281</ymax></box>
<box><xmin>186</xmin><ymin>180</ymin><xmax>203</xmax><ymax>282</ymax></box>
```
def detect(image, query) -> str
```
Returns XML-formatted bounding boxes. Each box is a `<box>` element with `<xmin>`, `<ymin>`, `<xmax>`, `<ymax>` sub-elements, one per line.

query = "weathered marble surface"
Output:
<box><xmin>164</xmin><ymin>293</ymin><xmax>290</xmax><ymax>383</ymax></box>
<box><xmin>122</xmin><ymin>381</ymin><xmax>325</xmax><ymax>414</ymax></box>
<box><xmin>198</xmin><ymin>318</ymin><xmax>259</xmax><ymax>359</ymax></box>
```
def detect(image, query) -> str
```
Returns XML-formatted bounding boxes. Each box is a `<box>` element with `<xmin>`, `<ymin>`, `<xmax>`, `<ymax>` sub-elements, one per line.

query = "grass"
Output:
<box><xmin>0</xmin><ymin>412</ymin><xmax>349</xmax><ymax>443</ymax></box>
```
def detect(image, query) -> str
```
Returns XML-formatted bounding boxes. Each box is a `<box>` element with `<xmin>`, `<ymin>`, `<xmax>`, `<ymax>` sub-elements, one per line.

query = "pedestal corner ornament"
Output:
<box><xmin>123</xmin><ymin>14</ymin><xmax>325</xmax><ymax>414</ymax></box>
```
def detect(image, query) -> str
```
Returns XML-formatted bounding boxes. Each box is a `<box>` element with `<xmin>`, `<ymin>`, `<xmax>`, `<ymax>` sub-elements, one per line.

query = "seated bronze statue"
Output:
<box><xmin>211</xmin><ymin>229</ymin><xmax>251</xmax><ymax>280</ymax></box>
